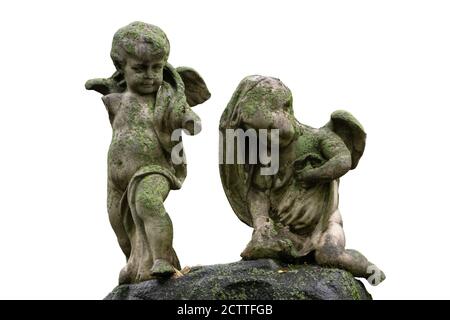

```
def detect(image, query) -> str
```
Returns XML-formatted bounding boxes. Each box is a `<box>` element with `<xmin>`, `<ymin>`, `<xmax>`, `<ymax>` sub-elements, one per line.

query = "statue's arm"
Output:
<box><xmin>298</xmin><ymin>132</ymin><xmax>352</xmax><ymax>183</ymax></box>
<box><xmin>101</xmin><ymin>93</ymin><xmax>121</xmax><ymax>125</ymax></box>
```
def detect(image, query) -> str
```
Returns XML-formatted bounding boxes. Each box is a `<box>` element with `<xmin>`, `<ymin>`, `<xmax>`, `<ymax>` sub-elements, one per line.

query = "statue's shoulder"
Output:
<box><xmin>296</xmin><ymin>118</ymin><xmax>345</xmax><ymax>144</ymax></box>
<box><xmin>316</xmin><ymin>124</ymin><xmax>343</xmax><ymax>142</ymax></box>
<box><xmin>102</xmin><ymin>92</ymin><xmax>122</xmax><ymax>107</ymax></box>
<box><xmin>102</xmin><ymin>92</ymin><xmax>124</xmax><ymax>114</ymax></box>
<box><xmin>293</xmin><ymin>123</ymin><xmax>323</xmax><ymax>156</ymax></box>
<box><xmin>297</xmin><ymin>122</ymin><xmax>323</xmax><ymax>142</ymax></box>
<box><xmin>101</xmin><ymin>93</ymin><xmax>125</xmax><ymax>124</ymax></box>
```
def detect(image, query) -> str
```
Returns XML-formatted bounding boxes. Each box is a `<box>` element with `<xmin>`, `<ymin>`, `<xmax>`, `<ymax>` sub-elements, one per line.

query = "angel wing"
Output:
<box><xmin>85</xmin><ymin>71</ymin><xmax>126</xmax><ymax>95</ymax></box>
<box><xmin>176</xmin><ymin>67</ymin><xmax>211</xmax><ymax>107</ymax></box>
<box><xmin>323</xmin><ymin>110</ymin><xmax>366</xmax><ymax>169</ymax></box>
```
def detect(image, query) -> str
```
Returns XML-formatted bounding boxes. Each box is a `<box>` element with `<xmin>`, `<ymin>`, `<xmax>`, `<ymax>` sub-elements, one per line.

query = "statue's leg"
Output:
<box><xmin>248</xmin><ymin>187</ymin><xmax>271</xmax><ymax>229</ymax></box>
<box><xmin>107</xmin><ymin>180</ymin><xmax>131</xmax><ymax>258</ymax></box>
<box><xmin>134</xmin><ymin>174</ymin><xmax>176</xmax><ymax>278</ymax></box>
<box><xmin>241</xmin><ymin>188</ymin><xmax>298</xmax><ymax>260</ymax></box>
<box><xmin>315</xmin><ymin>210</ymin><xmax>386</xmax><ymax>285</ymax></box>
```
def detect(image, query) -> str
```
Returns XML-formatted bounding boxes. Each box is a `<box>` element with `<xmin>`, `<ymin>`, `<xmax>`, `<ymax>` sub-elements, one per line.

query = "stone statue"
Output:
<box><xmin>85</xmin><ymin>22</ymin><xmax>210</xmax><ymax>284</ymax></box>
<box><xmin>219</xmin><ymin>75</ymin><xmax>385</xmax><ymax>285</ymax></box>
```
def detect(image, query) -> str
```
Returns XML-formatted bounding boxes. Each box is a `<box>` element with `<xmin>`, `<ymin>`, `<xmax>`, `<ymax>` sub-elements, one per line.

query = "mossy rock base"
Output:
<box><xmin>105</xmin><ymin>259</ymin><xmax>372</xmax><ymax>300</ymax></box>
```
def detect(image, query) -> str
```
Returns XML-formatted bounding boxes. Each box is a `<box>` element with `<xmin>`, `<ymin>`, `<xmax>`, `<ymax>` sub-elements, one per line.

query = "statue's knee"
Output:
<box><xmin>315</xmin><ymin>244</ymin><xmax>342</xmax><ymax>266</ymax></box>
<box><xmin>134</xmin><ymin>175</ymin><xmax>169</xmax><ymax>218</ymax></box>
<box><xmin>315</xmin><ymin>250</ymin><xmax>333</xmax><ymax>266</ymax></box>
<box><xmin>135</xmin><ymin>191</ymin><xmax>165</xmax><ymax>218</ymax></box>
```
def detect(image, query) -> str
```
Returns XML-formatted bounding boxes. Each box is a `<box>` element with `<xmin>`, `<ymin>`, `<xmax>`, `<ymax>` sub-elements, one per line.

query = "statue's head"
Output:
<box><xmin>110</xmin><ymin>22</ymin><xmax>170</xmax><ymax>95</ymax></box>
<box><xmin>238</xmin><ymin>76</ymin><xmax>297</xmax><ymax>147</ymax></box>
<box><xmin>241</xmin><ymin>76</ymin><xmax>294</xmax><ymax>115</ymax></box>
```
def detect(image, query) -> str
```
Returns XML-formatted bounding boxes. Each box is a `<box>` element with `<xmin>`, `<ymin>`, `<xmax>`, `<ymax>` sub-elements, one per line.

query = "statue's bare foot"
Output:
<box><xmin>241</xmin><ymin>221</ymin><xmax>298</xmax><ymax>260</ymax></box>
<box><xmin>118</xmin><ymin>264</ymin><xmax>135</xmax><ymax>285</ymax></box>
<box><xmin>366</xmin><ymin>263</ymin><xmax>386</xmax><ymax>286</ymax></box>
<box><xmin>241</xmin><ymin>238</ymin><xmax>284</xmax><ymax>260</ymax></box>
<box><xmin>150</xmin><ymin>259</ymin><xmax>176</xmax><ymax>277</ymax></box>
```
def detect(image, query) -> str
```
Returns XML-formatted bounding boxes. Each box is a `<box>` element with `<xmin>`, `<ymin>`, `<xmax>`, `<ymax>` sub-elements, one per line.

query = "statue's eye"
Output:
<box><xmin>132</xmin><ymin>65</ymin><xmax>145</xmax><ymax>72</ymax></box>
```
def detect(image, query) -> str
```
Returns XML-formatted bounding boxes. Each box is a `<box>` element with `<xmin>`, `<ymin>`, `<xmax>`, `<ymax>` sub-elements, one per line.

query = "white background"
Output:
<box><xmin>0</xmin><ymin>0</ymin><xmax>449</xmax><ymax>299</ymax></box>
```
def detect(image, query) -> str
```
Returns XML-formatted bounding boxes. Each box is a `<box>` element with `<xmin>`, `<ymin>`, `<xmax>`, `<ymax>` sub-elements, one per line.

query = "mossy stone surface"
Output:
<box><xmin>105</xmin><ymin>259</ymin><xmax>372</xmax><ymax>300</ymax></box>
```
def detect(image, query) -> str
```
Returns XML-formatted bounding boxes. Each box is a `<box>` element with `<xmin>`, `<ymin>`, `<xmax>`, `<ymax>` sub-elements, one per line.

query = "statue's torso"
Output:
<box><xmin>252</xmin><ymin>125</ymin><xmax>325</xmax><ymax>191</ymax></box>
<box><xmin>264</xmin><ymin>125</ymin><xmax>331</xmax><ymax>235</ymax></box>
<box><xmin>107</xmin><ymin>92</ymin><xmax>170</xmax><ymax>190</ymax></box>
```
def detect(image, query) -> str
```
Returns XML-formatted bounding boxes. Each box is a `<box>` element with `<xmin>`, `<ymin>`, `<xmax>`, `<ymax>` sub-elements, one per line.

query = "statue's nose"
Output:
<box><xmin>144</xmin><ymin>68</ymin><xmax>156</xmax><ymax>79</ymax></box>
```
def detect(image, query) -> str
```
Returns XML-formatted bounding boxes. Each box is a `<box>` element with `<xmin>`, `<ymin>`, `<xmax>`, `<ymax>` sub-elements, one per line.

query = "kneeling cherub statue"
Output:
<box><xmin>219</xmin><ymin>76</ymin><xmax>385</xmax><ymax>285</ymax></box>
<box><xmin>86</xmin><ymin>22</ymin><xmax>210</xmax><ymax>284</ymax></box>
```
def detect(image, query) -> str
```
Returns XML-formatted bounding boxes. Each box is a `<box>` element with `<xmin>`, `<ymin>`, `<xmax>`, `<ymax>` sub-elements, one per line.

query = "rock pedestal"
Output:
<box><xmin>105</xmin><ymin>259</ymin><xmax>372</xmax><ymax>300</ymax></box>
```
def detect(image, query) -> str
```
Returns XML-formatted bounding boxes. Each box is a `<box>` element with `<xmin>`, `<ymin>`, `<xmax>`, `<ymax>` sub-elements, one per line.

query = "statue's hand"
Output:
<box><xmin>295</xmin><ymin>168</ymin><xmax>317</xmax><ymax>188</ymax></box>
<box><xmin>294</xmin><ymin>155</ymin><xmax>324</xmax><ymax>187</ymax></box>
<box><xmin>296</xmin><ymin>167</ymin><xmax>315</xmax><ymax>181</ymax></box>
<box><xmin>296</xmin><ymin>160</ymin><xmax>346</xmax><ymax>185</ymax></box>
<box><xmin>294</xmin><ymin>150</ymin><xmax>348</xmax><ymax>185</ymax></box>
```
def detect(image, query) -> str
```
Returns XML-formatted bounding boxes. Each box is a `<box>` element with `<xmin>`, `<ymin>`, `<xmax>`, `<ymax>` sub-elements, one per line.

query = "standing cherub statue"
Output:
<box><xmin>219</xmin><ymin>76</ymin><xmax>385</xmax><ymax>285</ymax></box>
<box><xmin>86</xmin><ymin>22</ymin><xmax>210</xmax><ymax>284</ymax></box>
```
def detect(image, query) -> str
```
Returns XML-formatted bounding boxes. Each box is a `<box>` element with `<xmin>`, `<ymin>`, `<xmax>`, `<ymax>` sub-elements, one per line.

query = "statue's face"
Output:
<box><xmin>123</xmin><ymin>53</ymin><xmax>166</xmax><ymax>95</ymax></box>
<box><xmin>240</xmin><ymin>81</ymin><xmax>297</xmax><ymax>147</ymax></box>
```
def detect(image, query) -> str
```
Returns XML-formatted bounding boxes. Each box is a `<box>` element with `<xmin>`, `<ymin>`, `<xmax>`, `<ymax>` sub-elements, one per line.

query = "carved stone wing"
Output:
<box><xmin>85</xmin><ymin>71</ymin><xmax>126</xmax><ymax>95</ymax></box>
<box><xmin>324</xmin><ymin>110</ymin><xmax>366</xmax><ymax>169</ymax></box>
<box><xmin>176</xmin><ymin>67</ymin><xmax>211</xmax><ymax>107</ymax></box>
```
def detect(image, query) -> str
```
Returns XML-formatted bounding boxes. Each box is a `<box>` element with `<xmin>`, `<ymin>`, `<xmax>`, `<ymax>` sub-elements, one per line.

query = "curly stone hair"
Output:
<box><xmin>110</xmin><ymin>21</ymin><xmax>170</xmax><ymax>71</ymax></box>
